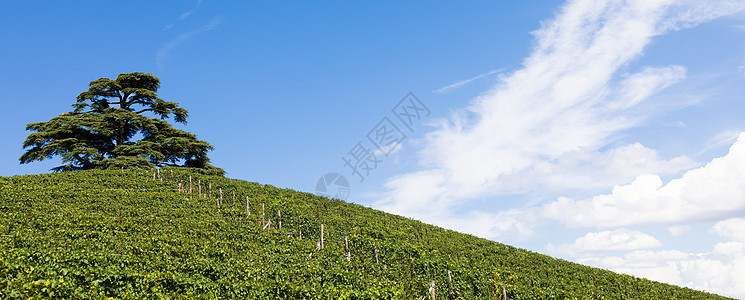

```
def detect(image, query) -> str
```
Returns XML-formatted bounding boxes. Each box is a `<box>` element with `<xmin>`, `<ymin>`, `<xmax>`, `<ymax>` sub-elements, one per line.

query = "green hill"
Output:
<box><xmin>0</xmin><ymin>169</ymin><xmax>732</xmax><ymax>299</ymax></box>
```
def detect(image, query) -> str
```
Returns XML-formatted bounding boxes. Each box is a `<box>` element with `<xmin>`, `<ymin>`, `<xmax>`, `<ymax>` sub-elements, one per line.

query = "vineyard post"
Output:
<box><xmin>374</xmin><ymin>246</ymin><xmax>379</xmax><ymax>264</ymax></box>
<box><xmin>209</xmin><ymin>184</ymin><xmax>212</xmax><ymax>199</ymax></box>
<box><xmin>152</xmin><ymin>170</ymin><xmax>156</xmax><ymax>181</ymax></box>
<box><xmin>262</xmin><ymin>203</ymin><xmax>265</xmax><ymax>226</ymax></box>
<box><xmin>429</xmin><ymin>281</ymin><xmax>436</xmax><ymax>300</ymax></box>
<box><xmin>502</xmin><ymin>286</ymin><xmax>507</xmax><ymax>300</ymax></box>
<box><xmin>189</xmin><ymin>176</ymin><xmax>192</xmax><ymax>194</ymax></box>
<box><xmin>320</xmin><ymin>224</ymin><xmax>324</xmax><ymax>249</ymax></box>
<box><xmin>299</xmin><ymin>219</ymin><xmax>302</xmax><ymax>240</ymax></box>
<box><xmin>198</xmin><ymin>180</ymin><xmax>201</xmax><ymax>197</ymax></box>
<box><xmin>219</xmin><ymin>188</ymin><xmax>223</xmax><ymax>206</ymax></box>
<box><xmin>170</xmin><ymin>169</ymin><xmax>173</xmax><ymax>181</ymax></box>
<box><xmin>447</xmin><ymin>270</ymin><xmax>454</xmax><ymax>300</ymax></box>
<box><xmin>345</xmin><ymin>236</ymin><xmax>350</xmax><ymax>262</ymax></box>
<box><xmin>245</xmin><ymin>196</ymin><xmax>250</xmax><ymax>216</ymax></box>
<box><xmin>158</xmin><ymin>169</ymin><xmax>162</xmax><ymax>182</ymax></box>
<box><xmin>263</xmin><ymin>219</ymin><xmax>271</xmax><ymax>230</ymax></box>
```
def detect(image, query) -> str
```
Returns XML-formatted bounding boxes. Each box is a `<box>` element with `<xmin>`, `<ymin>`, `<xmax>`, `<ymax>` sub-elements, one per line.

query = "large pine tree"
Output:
<box><xmin>20</xmin><ymin>72</ymin><xmax>224</xmax><ymax>175</ymax></box>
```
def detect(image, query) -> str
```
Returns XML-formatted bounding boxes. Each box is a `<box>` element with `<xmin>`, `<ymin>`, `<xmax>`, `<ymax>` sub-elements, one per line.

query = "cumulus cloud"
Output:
<box><xmin>711</xmin><ymin>218</ymin><xmax>745</xmax><ymax>242</ymax></box>
<box><xmin>437</xmin><ymin>209</ymin><xmax>537</xmax><ymax>241</ymax></box>
<box><xmin>543</xmin><ymin>132</ymin><xmax>745</xmax><ymax>228</ymax></box>
<box><xmin>668</xmin><ymin>225</ymin><xmax>691</xmax><ymax>236</ymax></box>
<box><xmin>574</xmin><ymin>243</ymin><xmax>745</xmax><ymax>299</ymax></box>
<box><xmin>547</xmin><ymin>228</ymin><xmax>662</xmax><ymax>255</ymax></box>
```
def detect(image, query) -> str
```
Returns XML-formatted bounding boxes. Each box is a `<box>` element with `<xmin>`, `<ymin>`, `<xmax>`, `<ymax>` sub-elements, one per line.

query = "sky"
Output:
<box><xmin>2</xmin><ymin>0</ymin><xmax>745</xmax><ymax>297</ymax></box>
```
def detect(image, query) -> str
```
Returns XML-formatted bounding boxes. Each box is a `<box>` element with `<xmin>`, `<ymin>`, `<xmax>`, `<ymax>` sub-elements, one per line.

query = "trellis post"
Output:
<box><xmin>245</xmin><ymin>196</ymin><xmax>250</xmax><ymax>216</ymax></box>
<box><xmin>345</xmin><ymin>236</ymin><xmax>350</xmax><ymax>262</ymax></box>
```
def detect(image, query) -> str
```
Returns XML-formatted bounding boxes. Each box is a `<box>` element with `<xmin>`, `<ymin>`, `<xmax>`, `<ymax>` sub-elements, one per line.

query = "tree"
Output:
<box><xmin>20</xmin><ymin>72</ymin><xmax>224</xmax><ymax>175</ymax></box>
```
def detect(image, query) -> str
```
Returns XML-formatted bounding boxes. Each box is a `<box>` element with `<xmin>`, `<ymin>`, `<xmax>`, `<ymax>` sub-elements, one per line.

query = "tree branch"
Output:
<box><xmin>73</xmin><ymin>154</ymin><xmax>94</xmax><ymax>169</ymax></box>
<box><xmin>136</xmin><ymin>108</ymin><xmax>154</xmax><ymax>114</ymax></box>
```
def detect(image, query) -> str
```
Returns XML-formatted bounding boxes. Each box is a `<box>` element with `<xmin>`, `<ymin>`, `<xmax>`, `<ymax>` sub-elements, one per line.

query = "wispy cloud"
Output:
<box><xmin>180</xmin><ymin>0</ymin><xmax>203</xmax><ymax>20</ymax></box>
<box><xmin>157</xmin><ymin>16</ymin><xmax>222</xmax><ymax>69</ymax></box>
<box><xmin>434</xmin><ymin>68</ymin><xmax>506</xmax><ymax>93</ymax></box>
<box><xmin>164</xmin><ymin>0</ymin><xmax>204</xmax><ymax>31</ymax></box>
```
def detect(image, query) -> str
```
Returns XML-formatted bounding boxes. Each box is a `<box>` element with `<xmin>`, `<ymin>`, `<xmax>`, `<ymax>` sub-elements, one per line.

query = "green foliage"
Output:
<box><xmin>20</xmin><ymin>72</ymin><xmax>223</xmax><ymax>175</ymax></box>
<box><xmin>0</xmin><ymin>170</ymin><xmax>733</xmax><ymax>299</ymax></box>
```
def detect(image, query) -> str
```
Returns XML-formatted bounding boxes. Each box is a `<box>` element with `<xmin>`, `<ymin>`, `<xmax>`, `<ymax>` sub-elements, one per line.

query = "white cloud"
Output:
<box><xmin>157</xmin><ymin>16</ymin><xmax>222</xmax><ymax>68</ymax></box>
<box><xmin>574</xmin><ymin>243</ymin><xmax>745</xmax><ymax>299</ymax></box>
<box><xmin>668</xmin><ymin>225</ymin><xmax>691</xmax><ymax>236</ymax></box>
<box><xmin>438</xmin><ymin>209</ymin><xmax>537</xmax><ymax>241</ymax></box>
<box><xmin>543</xmin><ymin>132</ymin><xmax>745</xmax><ymax>228</ymax></box>
<box><xmin>711</xmin><ymin>218</ymin><xmax>745</xmax><ymax>241</ymax></box>
<box><xmin>502</xmin><ymin>142</ymin><xmax>696</xmax><ymax>192</ymax></box>
<box><xmin>180</xmin><ymin>0</ymin><xmax>203</xmax><ymax>20</ymax></box>
<box><xmin>578</xmin><ymin>250</ymin><xmax>690</xmax><ymax>284</ymax></box>
<box><xmin>434</xmin><ymin>68</ymin><xmax>506</xmax><ymax>93</ymax></box>
<box><xmin>548</xmin><ymin>228</ymin><xmax>662</xmax><ymax>255</ymax></box>
<box><xmin>610</xmin><ymin>66</ymin><xmax>686</xmax><ymax>110</ymax></box>
<box><xmin>164</xmin><ymin>0</ymin><xmax>204</xmax><ymax>31</ymax></box>
<box><xmin>698</xmin><ymin>129</ymin><xmax>743</xmax><ymax>156</ymax></box>
<box><xmin>375</xmin><ymin>0</ymin><xmax>743</xmax><ymax>225</ymax></box>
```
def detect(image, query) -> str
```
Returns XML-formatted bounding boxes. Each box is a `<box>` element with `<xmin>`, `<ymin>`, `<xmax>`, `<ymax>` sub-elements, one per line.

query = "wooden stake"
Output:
<box><xmin>374</xmin><ymin>246</ymin><xmax>379</xmax><ymax>264</ymax></box>
<box><xmin>320</xmin><ymin>224</ymin><xmax>324</xmax><ymax>249</ymax></box>
<box><xmin>219</xmin><ymin>188</ymin><xmax>223</xmax><ymax>205</ymax></box>
<box><xmin>299</xmin><ymin>219</ymin><xmax>302</xmax><ymax>240</ymax></box>
<box><xmin>278</xmin><ymin>210</ymin><xmax>282</xmax><ymax>230</ymax></box>
<box><xmin>198</xmin><ymin>180</ymin><xmax>201</xmax><ymax>197</ymax></box>
<box><xmin>189</xmin><ymin>176</ymin><xmax>192</xmax><ymax>194</ymax></box>
<box><xmin>246</xmin><ymin>196</ymin><xmax>250</xmax><ymax>216</ymax></box>
<box><xmin>345</xmin><ymin>236</ymin><xmax>350</xmax><ymax>262</ymax></box>
<box><xmin>209</xmin><ymin>183</ymin><xmax>212</xmax><ymax>199</ymax></box>
<box><xmin>502</xmin><ymin>286</ymin><xmax>508</xmax><ymax>300</ymax></box>
<box><xmin>153</xmin><ymin>170</ymin><xmax>156</xmax><ymax>181</ymax></box>
<box><xmin>263</xmin><ymin>219</ymin><xmax>271</xmax><ymax>230</ymax></box>
<box><xmin>429</xmin><ymin>281</ymin><xmax>436</xmax><ymax>300</ymax></box>
<box><xmin>448</xmin><ymin>270</ymin><xmax>454</xmax><ymax>300</ymax></box>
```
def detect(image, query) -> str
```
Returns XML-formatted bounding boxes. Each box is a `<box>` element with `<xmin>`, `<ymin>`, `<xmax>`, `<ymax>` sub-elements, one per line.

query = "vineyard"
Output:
<box><xmin>0</xmin><ymin>169</ymin><xmax>732</xmax><ymax>299</ymax></box>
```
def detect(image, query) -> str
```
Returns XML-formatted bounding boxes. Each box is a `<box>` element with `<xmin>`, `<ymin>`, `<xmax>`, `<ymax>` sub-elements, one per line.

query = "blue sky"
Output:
<box><xmin>3</xmin><ymin>1</ymin><xmax>745</xmax><ymax>297</ymax></box>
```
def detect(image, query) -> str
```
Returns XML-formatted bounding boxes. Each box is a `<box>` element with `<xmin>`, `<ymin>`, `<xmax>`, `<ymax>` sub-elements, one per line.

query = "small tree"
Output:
<box><xmin>20</xmin><ymin>72</ymin><xmax>224</xmax><ymax>175</ymax></box>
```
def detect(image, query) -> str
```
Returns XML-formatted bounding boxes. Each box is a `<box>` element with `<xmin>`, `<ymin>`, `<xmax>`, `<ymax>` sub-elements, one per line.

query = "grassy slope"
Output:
<box><xmin>0</xmin><ymin>169</ymin><xmax>732</xmax><ymax>299</ymax></box>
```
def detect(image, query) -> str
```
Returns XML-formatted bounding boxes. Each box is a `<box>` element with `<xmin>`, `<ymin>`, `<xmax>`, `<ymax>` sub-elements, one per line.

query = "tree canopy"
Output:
<box><xmin>20</xmin><ymin>72</ymin><xmax>224</xmax><ymax>175</ymax></box>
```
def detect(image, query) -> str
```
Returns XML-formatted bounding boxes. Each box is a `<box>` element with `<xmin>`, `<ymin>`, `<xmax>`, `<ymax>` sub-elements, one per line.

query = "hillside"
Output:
<box><xmin>0</xmin><ymin>169</ymin><xmax>732</xmax><ymax>299</ymax></box>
